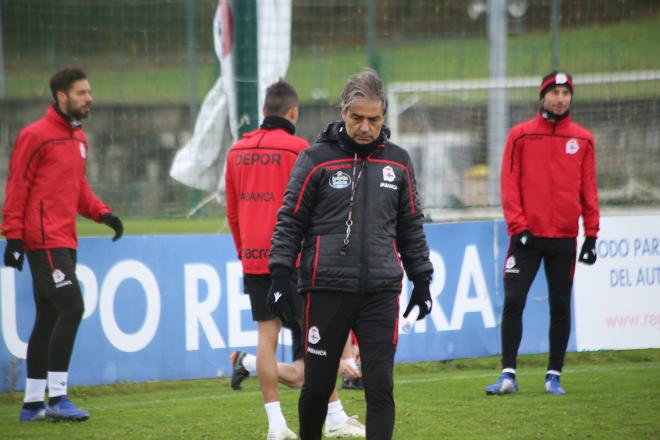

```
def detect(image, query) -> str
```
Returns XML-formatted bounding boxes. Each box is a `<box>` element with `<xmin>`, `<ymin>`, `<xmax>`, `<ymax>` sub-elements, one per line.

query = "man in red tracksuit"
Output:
<box><xmin>2</xmin><ymin>67</ymin><xmax>123</xmax><ymax>422</ymax></box>
<box><xmin>486</xmin><ymin>71</ymin><xmax>600</xmax><ymax>396</ymax></box>
<box><xmin>225</xmin><ymin>79</ymin><xmax>365</xmax><ymax>440</ymax></box>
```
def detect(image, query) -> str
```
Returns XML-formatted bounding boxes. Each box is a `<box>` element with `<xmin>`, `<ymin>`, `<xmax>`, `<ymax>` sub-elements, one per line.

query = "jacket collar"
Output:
<box><xmin>318</xmin><ymin>121</ymin><xmax>389</xmax><ymax>157</ymax></box>
<box><xmin>535</xmin><ymin>110</ymin><xmax>572</xmax><ymax>130</ymax></box>
<box><xmin>45</xmin><ymin>104</ymin><xmax>83</xmax><ymax>131</ymax></box>
<box><xmin>260</xmin><ymin>115</ymin><xmax>296</xmax><ymax>135</ymax></box>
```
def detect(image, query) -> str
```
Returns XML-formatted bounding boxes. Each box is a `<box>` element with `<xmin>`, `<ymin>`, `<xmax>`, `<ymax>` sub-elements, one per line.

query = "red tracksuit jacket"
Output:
<box><xmin>225</xmin><ymin>123</ymin><xmax>308</xmax><ymax>274</ymax></box>
<box><xmin>1</xmin><ymin>105</ymin><xmax>110</xmax><ymax>250</ymax></box>
<box><xmin>501</xmin><ymin>112</ymin><xmax>600</xmax><ymax>238</ymax></box>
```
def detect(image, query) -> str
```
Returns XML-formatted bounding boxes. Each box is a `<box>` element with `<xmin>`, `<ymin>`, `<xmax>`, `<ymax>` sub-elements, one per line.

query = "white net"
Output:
<box><xmin>387</xmin><ymin>71</ymin><xmax>660</xmax><ymax>216</ymax></box>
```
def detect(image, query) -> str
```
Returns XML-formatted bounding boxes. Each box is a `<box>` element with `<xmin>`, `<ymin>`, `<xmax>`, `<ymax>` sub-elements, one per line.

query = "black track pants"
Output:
<box><xmin>501</xmin><ymin>237</ymin><xmax>576</xmax><ymax>372</ymax></box>
<box><xmin>25</xmin><ymin>248</ymin><xmax>84</xmax><ymax>378</ymax></box>
<box><xmin>298</xmin><ymin>291</ymin><xmax>398</xmax><ymax>440</ymax></box>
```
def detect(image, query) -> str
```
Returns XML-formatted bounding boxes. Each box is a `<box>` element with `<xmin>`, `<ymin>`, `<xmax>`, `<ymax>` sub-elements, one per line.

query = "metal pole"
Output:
<box><xmin>366</xmin><ymin>0</ymin><xmax>380</xmax><ymax>74</ymax></box>
<box><xmin>0</xmin><ymin>7</ymin><xmax>6</xmax><ymax>98</ymax></box>
<box><xmin>487</xmin><ymin>0</ymin><xmax>508</xmax><ymax>205</ymax></box>
<box><xmin>185</xmin><ymin>0</ymin><xmax>198</xmax><ymax>127</ymax></box>
<box><xmin>234</xmin><ymin>0</ymin><xmax>259</xmax><ymax>137</ymax></box>
<box><xmin>551</xmin><ymin>0</ymin><xmax>560</xmax><ymax>69</ymax></box>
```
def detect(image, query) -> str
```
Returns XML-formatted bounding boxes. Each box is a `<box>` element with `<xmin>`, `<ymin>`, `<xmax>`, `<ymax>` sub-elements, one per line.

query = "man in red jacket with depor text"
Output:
<box><xmin>2</xmin><ymin>67</ymin><xmax>123</xmax><ymax>422</ymax></box>
<box><xmin>486</xmin><ymin>71</ymin><xmax>600</xmax><ymax>396</ymax></box>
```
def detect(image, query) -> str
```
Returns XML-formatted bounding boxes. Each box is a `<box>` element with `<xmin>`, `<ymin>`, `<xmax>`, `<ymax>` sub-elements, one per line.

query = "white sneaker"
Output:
<box><xmin>267</xmin><ymin>425</ymin><xmax>297</xmax><ymax>440</ymax></box>
<box><xmin>324</xmin><ymin>415</ymin><xmax>366</xmax><ymax>438</ymax></box>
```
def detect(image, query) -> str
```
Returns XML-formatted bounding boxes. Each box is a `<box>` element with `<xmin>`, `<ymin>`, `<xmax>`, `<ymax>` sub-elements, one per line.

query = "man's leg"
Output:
<box><xmin>501</xmin><ymin>243</ymin><xmax>542</xmax><ymax>370</ymax></box>
<box><xmin>299</xmin><ymin>292</ymin><xmax>355</xmax><ymax>440</ymax></box>
<box><xmin>352</xmin><ymin>293</ymin><xmax>398</xmax><ymax>440</ymax></box>
<box><xmin>543</xmin><ymin>238</ymin><xmax>576</xmax><ymax>393</ymax></box>
<box><xmin>486</xmin><ymin>241</ymin><xmax>541</xmax><ymax>395</ymax></box>
<box><xmin>20</xmin><ymin>251</ymin><xmax>57</xmax><ymax>421</ymax></box>
<box><xmin>29</xmin><ymin>249</ymin><xmax>88</xmax><ymax>421</ymax></box>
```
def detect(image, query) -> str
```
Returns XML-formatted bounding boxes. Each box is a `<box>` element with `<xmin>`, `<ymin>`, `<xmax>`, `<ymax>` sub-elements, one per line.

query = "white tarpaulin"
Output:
<box><xmin>169</xmin><ymin>0</ymin><xmax>292</xmax><ymax>192</ymax></box>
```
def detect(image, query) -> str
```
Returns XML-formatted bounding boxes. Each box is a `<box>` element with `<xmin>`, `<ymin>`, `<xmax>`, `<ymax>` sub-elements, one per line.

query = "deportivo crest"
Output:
<box><xmin>52</xmin><ymin>269</ymin><xmax>66</xmax><ymax>283</ymax></box>
<box><xmin>79</xmin><ymin>142</ymin><xmax>87</xmax><ymax>159</ymax></box>
<box><xmin>382</xmin><ymin>165</ymin><xmax>396</xmax><ymax>182</ymax></box>
<box><xmin>308</xmin><ymin>326</ymin><xmax>321</xmax><ymax>345</ymax></box>
<box><xmin>565</xmin><ymin>138</ymin><xmax>579</xmax><ymax>155</ymax></box>
<box><xmin>329</xmin><ymin>170</ymin><xmax>351</xmax><ymax>189</ymax></box>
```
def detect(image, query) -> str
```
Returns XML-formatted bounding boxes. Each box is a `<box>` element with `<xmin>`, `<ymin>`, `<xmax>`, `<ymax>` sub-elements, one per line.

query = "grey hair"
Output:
<box><xmin>340</xmin><ymin>68</ymin><xmax>387</xmax><ymax>115</ymax></box>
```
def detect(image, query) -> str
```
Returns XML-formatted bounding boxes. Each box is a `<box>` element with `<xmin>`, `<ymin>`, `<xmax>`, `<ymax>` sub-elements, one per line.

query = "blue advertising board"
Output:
<box><xmin>0</xmin><ymin>221</ymin><xmax>577</xmax><ymax>391</ymax></box>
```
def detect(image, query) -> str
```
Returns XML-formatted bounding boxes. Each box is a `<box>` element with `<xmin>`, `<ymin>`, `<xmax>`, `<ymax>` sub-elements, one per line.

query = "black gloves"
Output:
<box><xmin>100</xmin><ymin>213</ymin><xmax>124</xmax><ymax>241</ymax></box>
<box><xmin>267</xmin><ymin>267</ymin><xmax>298</xmax><ymax>327</ymax></box>
<box><xmin>513</xmin><ymin>229</ymin><xmax>534</xmax><ymax>248</ymax></box>
<box><xmin>3</xmin><ymin>239</ymin><xmax>25</xmax><ymax>271</ymax></box>
<box><xmin>404</xmin><ymin>273</ymin><xmax>433</xmax><ymax>321</ymax></box>
<box><xmin>578</xmin><ymin>236</ymin><xmax>597</xmax><ymax>265</ymax></box>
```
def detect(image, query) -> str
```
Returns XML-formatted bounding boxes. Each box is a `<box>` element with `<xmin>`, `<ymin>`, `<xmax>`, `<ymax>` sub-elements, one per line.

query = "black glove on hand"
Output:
<box><xmin>3</xmin><ymin>239</ymin><xmax>25</xmax><ymax>271</ymax></box>
<box><xmin>267</xmin><ymin>267</ymin><xmax>297</xmax><ymax>326</ymax></box>
<box><xmin>404</xmin><ymin>273</ymin><xmax>433</xmax><ymax>320</ymax></box>
<box><xmin>100</xmin><ymin>213</ymin><xmax>124</xmax><ymax>241</ymax></box>
<box><xmin>578</xmin><ymin>236</ymin><xmax>597</xmax><ymax>265</ymax></box>
<box><xmin>513</xmin><ymin>229</ymin><xmax>534</xmax><ymax>248</ymax></box>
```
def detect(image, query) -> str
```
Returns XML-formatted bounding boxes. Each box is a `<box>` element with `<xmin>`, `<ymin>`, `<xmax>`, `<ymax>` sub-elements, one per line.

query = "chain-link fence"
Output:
<box><xmin>1</xmin><ymin>0</ymin><xmax>659</xmax><ymax>219</ymax></box>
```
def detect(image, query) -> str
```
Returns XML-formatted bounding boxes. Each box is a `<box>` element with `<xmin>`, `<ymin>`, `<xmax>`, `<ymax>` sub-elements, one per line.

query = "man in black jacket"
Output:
<box><xmin>268</xmin><ymin>69</ymin><xmax>434</xmax><ymax>440</ymax></box>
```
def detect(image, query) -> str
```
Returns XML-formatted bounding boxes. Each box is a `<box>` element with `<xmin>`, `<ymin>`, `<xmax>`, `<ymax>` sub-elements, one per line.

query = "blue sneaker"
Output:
<box><xmin>545</xmin><ymin>374</ymin><xmax>566</xmax><ymax>395</ymax></box>
<box><xmin>19</xmin><ymin>404</ymin><xmax>46</xmax><ymax>422</ymax></box>
<box><xmin>45</xmin><ymin>396</ymin><xmax>90</xmax><ymax>422</ymax></box>
<box><xmin>485</xmin><ymin>373</ymin><xmax>518</xmax><ymax>395</ymax></box>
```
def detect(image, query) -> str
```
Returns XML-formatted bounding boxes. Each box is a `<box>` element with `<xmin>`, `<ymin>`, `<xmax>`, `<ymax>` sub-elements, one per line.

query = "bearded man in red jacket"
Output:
<box><xmin>2</xmin><ymin>67</ymin><xmax>123</xmax><ymax>422</ymax></box>
<box><xmin>486</xmin><ymin>71</ymin><xmax>600</xmax><ymax>396</ymax></box>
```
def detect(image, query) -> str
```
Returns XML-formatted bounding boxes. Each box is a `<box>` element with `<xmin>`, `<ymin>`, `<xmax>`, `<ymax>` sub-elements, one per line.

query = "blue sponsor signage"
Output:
<box><xmin>0</xmin><ymin>222</ymin><xmax>575</xmax><ymax>391</ymax></box>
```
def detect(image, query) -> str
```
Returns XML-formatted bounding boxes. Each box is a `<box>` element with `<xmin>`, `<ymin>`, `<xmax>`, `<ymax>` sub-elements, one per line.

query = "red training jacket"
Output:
<box><xmin>501</xmin><ymin>112</ymin><xmax>600</xmax><ymax>238</ymax></box>
<box><xmin>225</xmin><ymin>124</ymin><xmax>308</xmax><ymax>274</ymax></box>
<box><xmin>1</xmin><ymin>105</ymin><xmax>111</xmax><ymax>250</ymax></box>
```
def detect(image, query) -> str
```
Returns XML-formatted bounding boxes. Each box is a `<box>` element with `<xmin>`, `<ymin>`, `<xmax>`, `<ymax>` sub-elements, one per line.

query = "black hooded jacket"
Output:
<box><xmin>269</xmin><ymin>121</ymin><xmax>433</xmax><ymax>296</ymax></box>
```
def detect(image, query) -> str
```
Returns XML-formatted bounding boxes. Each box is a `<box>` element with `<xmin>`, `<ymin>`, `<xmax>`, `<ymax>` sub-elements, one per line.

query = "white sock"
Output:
<box><xmin>23</xmin><ymin>378</ymin><xmax>47</xmax><ymax>403</ymax></box>
<box><xmin>325</xmin><ymin>399</ymin><xmax>349</xmax><ymax>427</ymax></box>
<box><xmin>547</xmin><ymin>370</ymin><xmax>561</xmax><ymax>377</ymax></box>
<box><xmin>242</xmin><ymin>353</ymin><xmax>257</xmax><ymax>373</ymax></box>
<box><xmin>264</xmin><ymin>401</ymin><xmax>287</xmax><ymax>429</ymax></box>
<box><xmin>502</xmin><ymin>368</ymin><xmax>516</xmax><ymax>375</ymax></box>
<box><xmin>47</xmin><ymin>371</ymin><xmax>68</xmax><ymax>398</ymax></box>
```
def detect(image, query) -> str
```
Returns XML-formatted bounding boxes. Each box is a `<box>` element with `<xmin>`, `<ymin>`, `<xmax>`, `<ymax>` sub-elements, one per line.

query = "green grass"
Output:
<box><xmin>76</xmin><ymin>216</ymin><xmax>229</xmax><ymax>237</ymax></box>
<box><xmin>1</xmin><ymin>349</ymin><xmax>658</xmax><ymax>439</ymax></box>
<box><xmin>4</xmin><ymin>19</ymin><xmax>660</xmax><ymax>103</ymax></box>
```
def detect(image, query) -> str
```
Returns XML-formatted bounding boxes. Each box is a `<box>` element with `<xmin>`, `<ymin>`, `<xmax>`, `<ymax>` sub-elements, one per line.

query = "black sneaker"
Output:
<box><xmin>342</xmin><ymin>377</ymin><xmax>363</xmax><ymax>390</ymax></box>
<box><xmin>230</xmin><ymin>351</ymin><xmax>249</xmax><ymax>390</ymax></box>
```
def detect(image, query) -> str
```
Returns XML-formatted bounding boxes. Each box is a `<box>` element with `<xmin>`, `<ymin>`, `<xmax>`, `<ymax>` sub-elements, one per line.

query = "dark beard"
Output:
<box><xmin>67</xmin><ymin>104</ymin><xmax>90</xmax><ymax>120</ymax></box>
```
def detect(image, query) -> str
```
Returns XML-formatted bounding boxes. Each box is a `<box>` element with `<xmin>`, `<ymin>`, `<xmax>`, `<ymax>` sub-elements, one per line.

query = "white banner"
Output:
<box><xmin>574</xmin><ymin>215</ymin><xmax>660</xmax><ymax>350</ymax></box>
<box><xmin>169</xmin><ymin>0</ymin><xmax>292</xmax><ymax>193</ymax></box>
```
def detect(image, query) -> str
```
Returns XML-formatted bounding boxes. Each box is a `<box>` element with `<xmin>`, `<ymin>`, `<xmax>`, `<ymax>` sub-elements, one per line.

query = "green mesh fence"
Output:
<box><xmin>0</xmin><ymin>0</ymin><xmax>658</xmax><ymax>219</ymax></box>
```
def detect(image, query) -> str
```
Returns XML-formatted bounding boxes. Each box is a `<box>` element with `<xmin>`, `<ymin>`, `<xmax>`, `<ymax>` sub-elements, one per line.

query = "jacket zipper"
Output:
<box><xmin>359</xmin><ymin>158</ymin><xmax>368</xmax><ymax>294</ymax></box>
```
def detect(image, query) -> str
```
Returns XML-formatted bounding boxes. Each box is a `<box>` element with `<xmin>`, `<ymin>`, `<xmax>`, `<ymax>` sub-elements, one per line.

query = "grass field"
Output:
<box><xmin>5</xmin><ymin>19</ymin><xmax>660</xmax><ymax>104</ymax></box>
<box><xmin>76</xmin><ymin>216</ymin><xmax>228</xmax><ymax>237</ymax></box>
<box><xmin>1</xmin><ymin>349</ymin><xmax>658</xmax><ymax>439</ymax></box>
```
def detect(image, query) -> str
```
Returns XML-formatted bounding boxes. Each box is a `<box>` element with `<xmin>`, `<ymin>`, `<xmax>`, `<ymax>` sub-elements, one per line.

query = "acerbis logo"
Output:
<box><xmin>308</xmin><ymin>326</ymin><xmax>321</xmax><ymax>344</ymax></box>
<box><xmin>329</xmin><ymin>170</ymin><xmax>351</xmax><ymax>189</ymax></box>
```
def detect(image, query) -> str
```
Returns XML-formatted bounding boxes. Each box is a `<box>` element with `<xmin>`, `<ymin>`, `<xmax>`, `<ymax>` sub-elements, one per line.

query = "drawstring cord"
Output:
<box><xmin>340</xmin><ymin>153</ymin><xmax>365</xmax><ymax>256</ymax></box>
